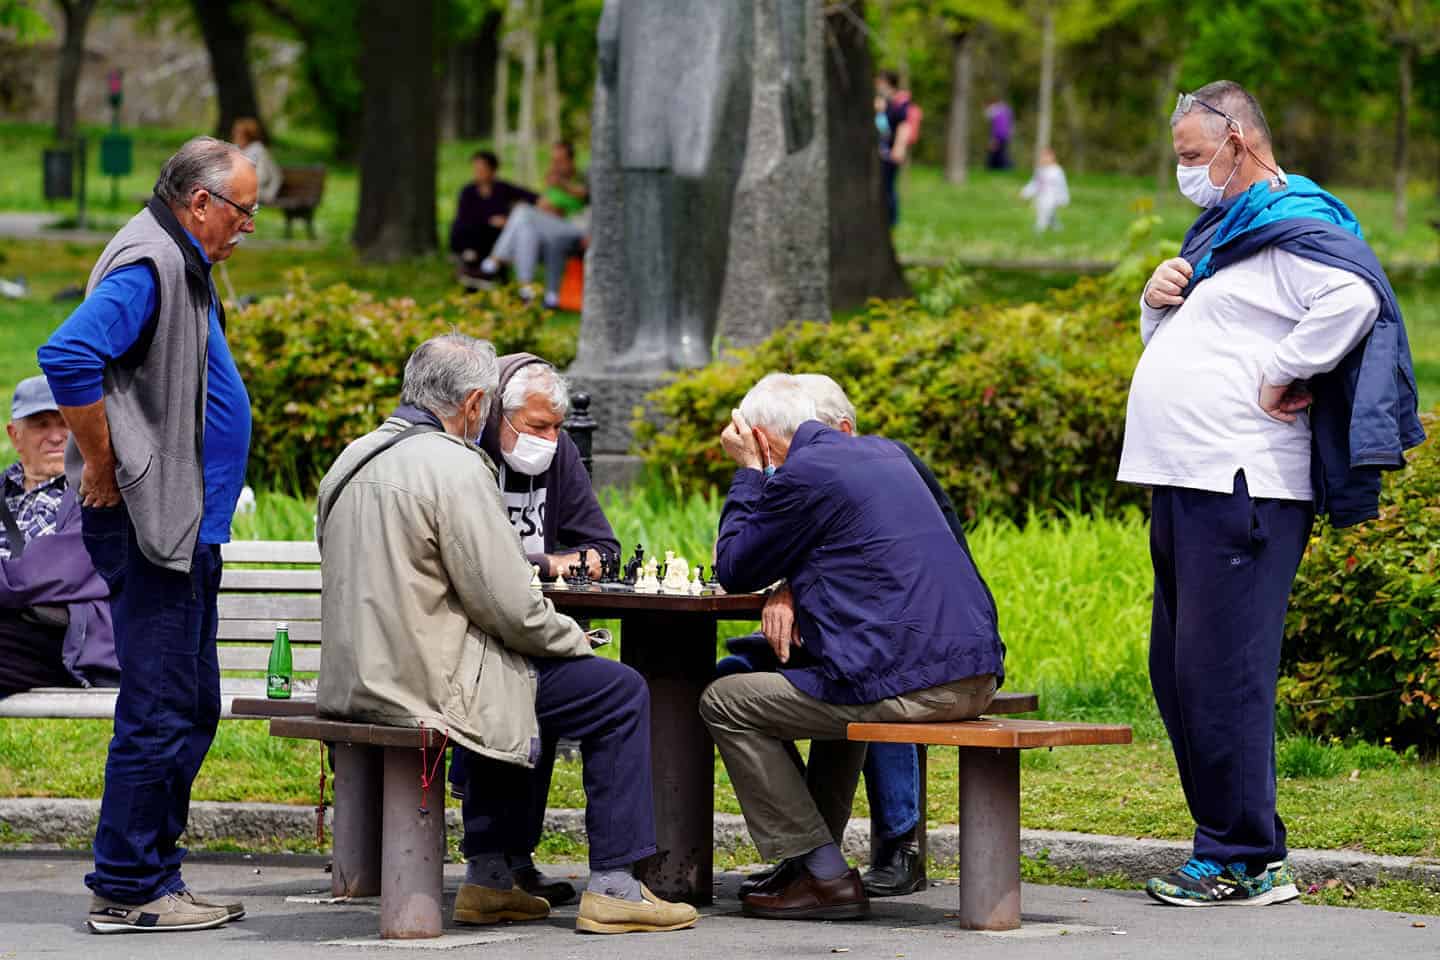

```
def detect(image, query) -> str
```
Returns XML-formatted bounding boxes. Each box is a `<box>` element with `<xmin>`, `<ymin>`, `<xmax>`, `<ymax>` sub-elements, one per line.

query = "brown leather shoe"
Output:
<box><xmin>741</xmin><ymin>867</ymin><xmax>870</xmax><ymax>921</ymax></box>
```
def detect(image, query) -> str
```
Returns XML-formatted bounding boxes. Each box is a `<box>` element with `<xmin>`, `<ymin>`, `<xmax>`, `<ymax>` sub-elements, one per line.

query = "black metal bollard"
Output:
<box><xmin>564</xmin><ymin>391</ymin><xmax>597</xmax><ymax>478</ymax></box>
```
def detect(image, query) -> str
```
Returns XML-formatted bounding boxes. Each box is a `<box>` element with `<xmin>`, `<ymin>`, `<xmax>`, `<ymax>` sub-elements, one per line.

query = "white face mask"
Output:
<box><xmin>1176</xmin><ymin>136</ymin><xmax>1240</xmax><ymax>208</ymax></box>
<box><xmin>502</xmin><ymin>416</ymin><xmax>558</xmax><ymax>475</ymax></box>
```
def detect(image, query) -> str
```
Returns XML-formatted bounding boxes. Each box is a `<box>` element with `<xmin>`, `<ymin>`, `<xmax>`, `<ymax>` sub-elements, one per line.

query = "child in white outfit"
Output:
<box><xmin>1020</xmin><ymin>148</ymin><xmax>1070</xmax><ymax>232</ymax></box>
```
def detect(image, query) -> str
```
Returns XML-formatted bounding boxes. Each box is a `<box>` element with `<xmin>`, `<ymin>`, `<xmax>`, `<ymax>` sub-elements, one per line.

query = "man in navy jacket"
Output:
<box><xmin>700</xmin><ymin>373</ymin><xmax>1004</xmax><ymax>921</ymax></box>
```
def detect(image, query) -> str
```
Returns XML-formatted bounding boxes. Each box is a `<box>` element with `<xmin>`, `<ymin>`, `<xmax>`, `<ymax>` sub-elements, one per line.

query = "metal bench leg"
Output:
<box><xmin>380</xmin><ymin>745</ymin><xmax>446</xmax><ymax>938</ymax></box>
<box><xmin>332</xmin><ymin>743</ymin><xmax>383</xmax><ymax>898</ymax></box>
<box><xmin>956</xmin><ymin>746</ymin><xmax>1020</xmax><ymax>931</ymax></box>
<box><xmin>916</xmin><ymin>744</ymin><xmax>929</xmax><ymax>876</ymax></box>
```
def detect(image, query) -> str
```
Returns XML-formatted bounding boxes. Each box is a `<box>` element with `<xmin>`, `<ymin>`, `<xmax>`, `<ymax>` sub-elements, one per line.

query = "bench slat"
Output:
<box><xmin>271</xmin><ymin>716</ymin><xmax>448</xmax><ymax>748</ymax></box>
<box><xmin>221</xmin><ymin>540</ymin><xmax>320</xmax><ymax>565</ymax></box>
<box><xmin>0</xmin><ymin>679</ymin><xmax>316</xmax><ymax>719</ymax></box>
<box><xmin>220</xmin><ymin>568</ymin><xmax>323</xmax><ymax>591</ymax></box>
<box><xmin>218</xmin><ymin>594</ymin><xmax>321</xmax><ymax>621</ymax></box>
<box><xmin>218</xmin><ymin>619</ymin><xmax>321</xmax><ymax>642</ymax></box>
<box><xmin>232</xmin><ymin>696</ymin><xmax>318</xmax><ymax>718</ymax></box>
<box><xmin>219</xmin><ymin>646</ymin><xmax>323</xmax><ymax>673</ymax></box>
<box><xmin>848</xmin><ymin>718</ymin><xmax>1132</xmax><ymax>749</ymax></box>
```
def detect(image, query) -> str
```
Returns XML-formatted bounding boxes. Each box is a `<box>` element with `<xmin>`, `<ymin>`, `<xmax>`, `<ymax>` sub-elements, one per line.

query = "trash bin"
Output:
<box><xmin>43</xmin><ymin>147</ymin><xmax>74</xmax><ymax>200</ymax></box>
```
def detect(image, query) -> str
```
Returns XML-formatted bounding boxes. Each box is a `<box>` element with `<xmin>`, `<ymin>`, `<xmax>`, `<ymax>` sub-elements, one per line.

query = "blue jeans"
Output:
<box><xmin>1149</xmin><ymin>472</ymin><xmax>1312</xmax><ymax>870</ymax></box>
<box><xmin>81</xmin><ymin>505</ymin><xmax>223</xmax><ymax>904</ymax></box>
<box><xmin>717</xmin><ymin>634</ymin><xmax>920</xmax><ymax>843</ymax></box>
<box><xmin>456</xmin><ymin>656</ymin><xmax>657</xmax><ymax>870</ymax></box>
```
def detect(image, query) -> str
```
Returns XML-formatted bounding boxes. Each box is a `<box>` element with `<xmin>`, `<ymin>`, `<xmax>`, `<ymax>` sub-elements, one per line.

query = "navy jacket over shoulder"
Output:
<box><xmin>715</xmin><ymin>421</ymin><xmax>1005</xmax><ymax>705</ymax></box>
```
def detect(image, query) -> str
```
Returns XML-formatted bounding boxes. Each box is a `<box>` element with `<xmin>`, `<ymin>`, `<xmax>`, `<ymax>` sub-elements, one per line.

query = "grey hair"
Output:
<box><xmin>738</xmin><ymin>372</ymin><xmax>818</xmax><ymax>441</ymax></box>
<box><xmin>1171</xmin><ymin>80</ymin><xmax>1272</xmax><ymax>145</ymax></box>
<box><xmin>401</xmin><ymin>333</ymin><xmax>499</xmax><ymax>417</ymax></box>
<box><xmin>795</xmin><ymin>373</ymin><xmax>856</xmax><ymax>431</ymax></box>
<box><xmin>153</xmin><ymin>136</ymin><xmax>252</xmax><ymax>208</ymax></box>
<box><xmin>502</xmin><ymin>362</ymin><xmax>570</xmax><ymax>417</ymax></box>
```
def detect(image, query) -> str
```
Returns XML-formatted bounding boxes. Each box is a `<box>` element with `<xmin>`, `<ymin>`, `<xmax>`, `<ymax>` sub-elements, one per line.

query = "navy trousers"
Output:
<box><xmin>80</xmin><ymin>505</ymin><xmax>223</xmax><ymax>904</ymax></box>
<box><xmin>717</xmin><ymin>635</ymin><xmax>920</xmax><ymax>844</ymax></box>
<box><xmin>458</xmin><ymin>655</ymin><xmax>657</xmax><ymax>870</ymax></box>
<box><xmin>1148</xmin><ymin>472</ymin><xmax>1312</xmax><ymax>871</ymax></box>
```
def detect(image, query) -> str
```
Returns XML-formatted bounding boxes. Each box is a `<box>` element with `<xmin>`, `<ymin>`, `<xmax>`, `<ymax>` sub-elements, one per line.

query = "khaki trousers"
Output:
<box><xmin>699</xmin><ymin>671</ymin><xmax>996</xmax><ymax>861</ymax></box>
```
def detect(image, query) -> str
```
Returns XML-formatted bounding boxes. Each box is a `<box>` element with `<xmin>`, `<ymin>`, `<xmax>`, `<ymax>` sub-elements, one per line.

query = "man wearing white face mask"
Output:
<box><xmin>455</xmin><ymin>351</ymin><xmax>619</xmax><ymax>906</ymax></box>
<box><xmin>1120</xmin><ymin>81</ymin><xmax>1423</xmax><ymax>909</ymax></box>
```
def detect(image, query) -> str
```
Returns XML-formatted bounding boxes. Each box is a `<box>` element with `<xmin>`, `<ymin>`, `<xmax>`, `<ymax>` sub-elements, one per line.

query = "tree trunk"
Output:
<box><xmin>517</xmin><ymin>0</ymin><xmax>538</xmax><ymax>185</ymax></box>
<box><xmin>353</xmin><ymin>0</ymin><xmax>439</xmax><ymax>262</ymax></box>
<box><xmin>1061</xmin><ymin>79</ymin><xmax>1083</xmax><ymax>172</ymax></box>
<box><xmin>944</xmin><ymin>28</ymin><xmax>972</xmax><ymax>185</ymax></box>
<box><xmin>466</xmin><ymin>11</ymin><xmax>502</xmax><ymax>138</ymax></box>
<box><xmin>54</xmin><ymin>0</ymin><xmax>98</xmax><ymax>143</ymax></box>
<box><xmin>543</xmin><ymin>40</ymin><xmax>560</xmax><ymax>145</ymax></box>
<box><xmin>826</xmin><ymin>0</ymin><xmax>909</xmax><ymax>309</ymax></box>
<box><xmin>1154</xmin><ymin>56</ymin><xmax>1181</xmax><ymax>201</ymax></box>
<box><xmin>1394</xmin><ymin>41</ymin><xmax>1412</xmax><ymax>233</ymax></box>
<box><xmin>494</xmin><ymin>43</ymin><xmax>510</xmax><ymax>154</ymax></box>
<box><xmin>1033</xmin><ymin>0</ymin><xmax>1055</xmax><ymax>168</ymax></box>
<box><xmin>191</xmin><ymin>0</ymin><xmax>264</xmax><ymax>139</ymax></box>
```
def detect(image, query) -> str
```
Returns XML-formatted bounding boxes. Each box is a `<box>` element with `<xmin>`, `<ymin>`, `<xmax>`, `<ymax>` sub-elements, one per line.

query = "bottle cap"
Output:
<box><xmin>275</xmin><ymin>621</ymin><xmax>289</xmax><ymax>631</ymax></box>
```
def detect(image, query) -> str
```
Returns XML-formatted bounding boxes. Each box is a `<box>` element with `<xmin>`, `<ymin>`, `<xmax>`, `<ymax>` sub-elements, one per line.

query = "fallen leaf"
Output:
<box><xmin>1112</xmin><ymin>930</ymin><xmax>1128</xmax><ymax>936</ymax></box>
<box><xmin>1349</xmin><ymin>769</ymin><xmax>1361</xmax><ymax>781</ymax></box>
<box><xmin>831</xmin><ymin>948</ymin><xmax>850</xmax><ymax>954</ymax></box>
<box><xmin>1413</xmin><ymin>922</ymin><xmax>1427</xmax><ymax>929</ymax></box>
<box><xmin>1080</xmin><ymin>897</ymin><xmax>1090</xmax><ymax>903</ymax></box>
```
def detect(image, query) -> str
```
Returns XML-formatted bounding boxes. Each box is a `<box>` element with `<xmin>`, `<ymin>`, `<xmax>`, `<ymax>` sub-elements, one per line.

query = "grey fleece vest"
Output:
<box><xmin>66</xmin><ymin>205</ymin><xmax>211</xmax><ymax>573</ymax></box>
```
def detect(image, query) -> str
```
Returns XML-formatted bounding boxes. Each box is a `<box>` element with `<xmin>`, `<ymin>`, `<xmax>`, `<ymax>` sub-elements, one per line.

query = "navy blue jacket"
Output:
<box><xmin>715</xmin><ymin>422</ymin><xmax>1005</xmax><ymax>705</ymax></box>
<box><xmin>1179</xmin><ymin>204</ymin><xmax>1425</xmax><ymax>528</ymax></box>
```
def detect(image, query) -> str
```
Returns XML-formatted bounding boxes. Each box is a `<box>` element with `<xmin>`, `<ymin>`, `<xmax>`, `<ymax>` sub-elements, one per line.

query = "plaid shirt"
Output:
<box><xmin>0</xmin><ymin>461</ymin><xmax>68</xmax><ymax>560</ymax></box>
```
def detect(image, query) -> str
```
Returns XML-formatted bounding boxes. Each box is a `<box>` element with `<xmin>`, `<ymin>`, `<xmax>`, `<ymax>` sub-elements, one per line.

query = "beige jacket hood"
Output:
<box><xmin>315</xmin><ymin>417</ymin><xmax>590</xmax><ymax>766</ymax></box>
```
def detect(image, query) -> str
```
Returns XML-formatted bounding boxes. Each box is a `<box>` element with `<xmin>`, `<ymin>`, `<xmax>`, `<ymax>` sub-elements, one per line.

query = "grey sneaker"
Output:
<box><xmin>87</xmin><ymin>892</ymin><xmax>232</xmax><ymax>934</ymax></box>
<box><xmin>178</xmin><ymin>889</ymin><xmax>247</xmax><ymax>920</ymax></box>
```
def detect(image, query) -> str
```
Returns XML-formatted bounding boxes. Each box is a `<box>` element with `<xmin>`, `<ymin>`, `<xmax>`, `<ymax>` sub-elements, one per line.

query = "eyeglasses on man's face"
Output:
<box><xmin>203</xmin><ymin>188</ymin><xmax>260</xmax><ymax>223</ymax></box>
<box><xmin>1173</xmin><ymin>93</ymin><xmax>1239</xmax><ymax>132</ymax></box>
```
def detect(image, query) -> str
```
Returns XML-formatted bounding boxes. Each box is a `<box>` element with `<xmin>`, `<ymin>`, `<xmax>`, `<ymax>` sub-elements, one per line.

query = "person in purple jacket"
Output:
<box><xmin>449</xmin><ymin>351</ymin><xmax>620</xmax><ymax>906</ymax></box>
<box><xmin>0</xmin><ymin>375</ymin><xmax>118</xmax><ymax>697</ymax></box>
<box><xmin>701</xmin><ymin>372</ymin><xmax>1004</xmax><ymax>921</ymax></box>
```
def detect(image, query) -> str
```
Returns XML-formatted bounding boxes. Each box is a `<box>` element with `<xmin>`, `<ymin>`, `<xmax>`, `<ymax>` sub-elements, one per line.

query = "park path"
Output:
<box><xmin>0</xmin><ymin>852</ymin><xmax>1432</xmax><ymax>960</ymax></box>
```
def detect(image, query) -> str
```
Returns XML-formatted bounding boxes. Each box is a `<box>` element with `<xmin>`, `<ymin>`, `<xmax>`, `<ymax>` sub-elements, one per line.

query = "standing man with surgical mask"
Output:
<box><xmin>1120</xmin><ymin>81</ymin><xmax>1423</xmax><ymax>907</ymax></box>
<box><xmin>453</xmin><ymin>351</ymin><xmax>620</xmax><ymax>907</ymax></box>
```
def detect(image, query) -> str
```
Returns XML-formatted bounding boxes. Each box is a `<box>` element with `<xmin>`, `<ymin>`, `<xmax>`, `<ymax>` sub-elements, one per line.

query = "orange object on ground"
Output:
<box><xmin>556</xmin><ymin>256</ymin><xmax>585</xmax><ymax>312</ymax></box>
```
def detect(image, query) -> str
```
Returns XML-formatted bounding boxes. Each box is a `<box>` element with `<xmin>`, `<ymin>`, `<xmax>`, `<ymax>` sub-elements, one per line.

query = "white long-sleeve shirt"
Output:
<box><xmin>1118</xmin><ymin>246</ymin><xmax>1379</xmax><ymax>501</ymax></box>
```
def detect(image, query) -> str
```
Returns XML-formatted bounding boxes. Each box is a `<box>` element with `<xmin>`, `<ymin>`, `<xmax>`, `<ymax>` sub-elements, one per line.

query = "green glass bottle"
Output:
<box><xmin>266</xmin><ymin>621</ymin><xmax>292</xmax><ymax>699</ymax></box>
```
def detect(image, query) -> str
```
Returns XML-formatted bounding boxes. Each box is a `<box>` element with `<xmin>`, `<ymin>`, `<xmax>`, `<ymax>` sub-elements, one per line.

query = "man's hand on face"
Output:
<box><xmin>79</xmin><ymin>451</ymin><xmax>121</xmax><ymax>508</ymax></box>
<box><xmin>721</xmin><ymin>410</ymin><xmax>764</xmax><ymax>471</ymax></box>
<box><xmin>488</xmin><ymin>215</ymin><xmax>507</xmax><ymax>228</ymax></box>
<box><xmin>761</xmin><ymin>584</ymin><xmax>801</xmax><ymax>664</ymax></box>
<box><xmin>1258</xmin><ymin>379</ymin><xmax>1313</xmax><ymax>424</ymax></box>
<box><xmin>1143</xmin><ymin>257</ymin><xmax>1194</xmax><ymax>309</ymax></box>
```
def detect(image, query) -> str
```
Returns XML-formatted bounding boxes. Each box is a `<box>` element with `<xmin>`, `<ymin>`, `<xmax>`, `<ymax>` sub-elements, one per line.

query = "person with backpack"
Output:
<box><xmin>875</xmin><ymin>70</ymin><xmax>921</xmax><ymax>228</ymax></box>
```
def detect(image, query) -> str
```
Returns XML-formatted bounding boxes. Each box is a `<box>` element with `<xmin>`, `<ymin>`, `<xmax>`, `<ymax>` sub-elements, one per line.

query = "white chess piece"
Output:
<box><xmin>661</xmin><ymin>553</ymin><xmax>691</xmax><ymax>593</ymax></box>
<box><xmin>688</xmin><ymin>566</ymin><xmax>704</xmax><ymax>595</ymax></box>
<box><xmin>530</xmin><ymin>564</ymin><xmax>542</xmax><ymax>590</ymax></box>
<box><xmin>636</xmin><ymin>557</ymin><xmax>661</xmax><ymax>593</ymax></box>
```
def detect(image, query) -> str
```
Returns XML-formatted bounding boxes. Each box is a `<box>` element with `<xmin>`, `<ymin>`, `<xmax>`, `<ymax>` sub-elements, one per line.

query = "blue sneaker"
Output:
<box><xmin>1265</xmin><ymin>859</ymin><xmax>1301</xmax><ymax>904</ymax></box>
<box><xmin>1146</xmin><ymin>858</ymin><xmax>1277</xmax><ymax>906</ymax></box>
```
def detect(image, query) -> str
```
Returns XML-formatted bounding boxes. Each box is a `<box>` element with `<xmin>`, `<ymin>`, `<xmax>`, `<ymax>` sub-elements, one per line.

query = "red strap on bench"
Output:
<box><xmin>417</xmin><ymin>721</ymin><xmax>450</xmax><ymax>816</ymax></box>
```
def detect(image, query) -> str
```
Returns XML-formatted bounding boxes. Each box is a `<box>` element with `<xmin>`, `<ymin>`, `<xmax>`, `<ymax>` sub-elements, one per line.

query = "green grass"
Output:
<box><xmin>894</xmin><ymin>165</ymin><xmax>1440</xmax><ymax>267</ymax></box>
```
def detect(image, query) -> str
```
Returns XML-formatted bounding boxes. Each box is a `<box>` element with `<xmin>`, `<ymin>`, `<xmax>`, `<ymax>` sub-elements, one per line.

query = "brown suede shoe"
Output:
<box><xmin>452</xmin><ymin>884</ymin><xmax>550</xmax><ymax>925</ymax></box>
<box><xmin>575</xmin><ymin>883</ymin><xmax>698</xmax><ymax>934</ymax></box>
<box><xmin>741</xmin><ymin>867</ymin><xmax>870</xmax><ymax>921</ymax></box>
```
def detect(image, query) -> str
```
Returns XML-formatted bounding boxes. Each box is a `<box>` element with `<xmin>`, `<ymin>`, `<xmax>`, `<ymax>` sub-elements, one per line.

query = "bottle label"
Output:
<box><xmin>267</xmin><ymin>674</ymin><xmax>292</xmax><ymax>698</ymax></box>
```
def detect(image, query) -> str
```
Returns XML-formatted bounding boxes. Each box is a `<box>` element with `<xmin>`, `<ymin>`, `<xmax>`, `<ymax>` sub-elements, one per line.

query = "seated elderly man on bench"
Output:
<box><xmin>700</xmin><ymin>373</ymin><xmax>1005</xmax><ymax>921</ymax></box>
<box><xmin>316</xmin><ymin>333</ymin><xmax>696</xmax><ymax>936</ymax></box>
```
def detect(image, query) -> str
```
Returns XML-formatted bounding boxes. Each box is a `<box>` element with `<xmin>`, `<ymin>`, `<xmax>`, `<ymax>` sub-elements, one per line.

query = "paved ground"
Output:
<box><xmin>0</xmin><ymin>852</ymin><xmax>1434</xmax><ymax>960</ymax></box>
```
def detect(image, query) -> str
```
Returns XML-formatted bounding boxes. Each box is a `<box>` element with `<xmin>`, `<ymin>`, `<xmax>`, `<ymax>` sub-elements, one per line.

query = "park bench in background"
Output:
<box><xmin>0</xmin><ymin>540</ymin><xmax>322</xmax><ymax>720</ymax></box>
<box><xmin>272</xmin><ymin>165</ymin><xmax>327</xmax><ymax>239</ymax></box>
<box><xmin>849</xmin><ymin>716</ymin><xmax>1133</xmax><ymax>932</ymax></box>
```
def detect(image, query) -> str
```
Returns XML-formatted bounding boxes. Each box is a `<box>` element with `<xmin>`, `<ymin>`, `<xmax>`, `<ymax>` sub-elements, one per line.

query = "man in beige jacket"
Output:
<box><xmin>316</xmin><ymin>333</ymin><xmax>696</xmax><ymax>936</ymax></box>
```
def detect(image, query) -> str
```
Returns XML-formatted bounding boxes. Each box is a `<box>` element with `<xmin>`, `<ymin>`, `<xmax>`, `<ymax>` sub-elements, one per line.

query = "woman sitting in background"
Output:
<box><xmin>231</xmin><ymin>116</ymin><xmax>282</xmax><ymax>206</ymax></box>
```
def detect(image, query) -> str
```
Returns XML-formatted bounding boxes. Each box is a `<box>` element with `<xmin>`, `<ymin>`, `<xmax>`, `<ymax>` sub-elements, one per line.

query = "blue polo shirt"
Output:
<box><xmin>37</xmin><ymin>233</ymin><xmax>252</xmax><ymax>545</ymax></box>
<box><xmin>715</xmin><ymin>421</ymin><xmax>1005</xmax><ymax>705</ymax></box>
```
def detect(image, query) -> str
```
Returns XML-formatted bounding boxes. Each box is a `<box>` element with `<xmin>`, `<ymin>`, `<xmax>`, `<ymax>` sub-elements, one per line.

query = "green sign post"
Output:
<box><xmin>100</xmin><ymin>70</ymin><xmax>132</xmax><ymax>207</ymax></box>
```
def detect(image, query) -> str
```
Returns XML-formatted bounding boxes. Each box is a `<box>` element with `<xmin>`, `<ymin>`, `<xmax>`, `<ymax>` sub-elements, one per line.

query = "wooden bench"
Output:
<box><xmin>0</xmin><ymin>540</ymin><xmax>322</xmax><ymax>720</ymax></box>
<box><xmin>272</xmin><ymin>165</ymin><xmax>327</xmax><ymax>239</ymax></box>
<box><xmin>848</xmin><ymin>716</ymin><xmax>1132</xmax><ymax>932</ymax></box>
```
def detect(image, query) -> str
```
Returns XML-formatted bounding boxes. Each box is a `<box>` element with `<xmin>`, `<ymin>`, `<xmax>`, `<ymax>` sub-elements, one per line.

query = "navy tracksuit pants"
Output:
<box><xmin>455</xmin><ymin>655</ymin><xmax>657</xmax><ymax>871</ymax></box>
<box><xmin>1148</xmin><ymin>472</ymin><xmax>1312</xmax><ymax>871</ymax></box>
<box><xmin>81</xmin><ymin>505</ymin><xmax>224</xmax><ymax>904</ymax></box>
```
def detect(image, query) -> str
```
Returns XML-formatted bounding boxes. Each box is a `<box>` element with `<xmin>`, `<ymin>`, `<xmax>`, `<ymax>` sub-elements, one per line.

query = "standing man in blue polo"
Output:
<box><xmin>1121</xmin><ymin>81</ymin><xmax>1423</xmax><ymax>907</ymax></box>
<box><xmin>39</xmin><ymin>136</ymin><xmax>257</xmax><ymax>934</ymax></box>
